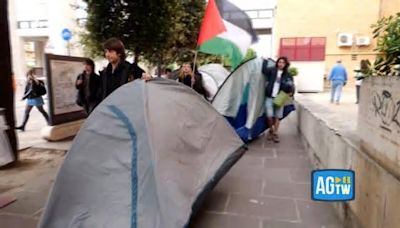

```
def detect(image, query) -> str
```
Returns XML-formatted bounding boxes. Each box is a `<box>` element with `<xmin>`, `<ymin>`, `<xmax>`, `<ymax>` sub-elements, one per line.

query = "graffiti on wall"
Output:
<box><xmin>372</xmin><ymin>90</ymin><xmax>400</xmax><ymax>133</ymax></box>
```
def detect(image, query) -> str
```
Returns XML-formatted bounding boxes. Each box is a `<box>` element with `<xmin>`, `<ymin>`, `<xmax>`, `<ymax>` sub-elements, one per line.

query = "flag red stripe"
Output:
<box><xmin>197</xmin><ymin>0</ymin><xmax>226</xmax><ymax>46</ymax></box>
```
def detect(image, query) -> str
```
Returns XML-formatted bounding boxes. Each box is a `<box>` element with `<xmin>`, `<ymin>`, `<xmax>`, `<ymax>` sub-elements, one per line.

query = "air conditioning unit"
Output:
<box><xmin>356</xmin><ymin>36</ymin><xmax>371</xmax><ymax>46</ymax></box>
<box><xmin>337</xmin><ymin>33</ymin><xmax>353</xmax><ymax>47</ymax></box>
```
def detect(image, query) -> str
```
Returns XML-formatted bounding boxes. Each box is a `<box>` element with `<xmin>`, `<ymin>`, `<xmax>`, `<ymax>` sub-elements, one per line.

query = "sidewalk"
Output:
<box><xmin>0</xmin><ymin>113</ymin><xmax>342</xmax><ymax>228</ymax></box>
<box><xmin>300</xmin><ymin>89</ymin><xmax>359</xmax><ymax>140</ymax></box>
<box><xmin>14</xmin><ymin>86</ymin><xmax>73</xmax><ymax>151</ymax></box>
<box><xmin>192</xmin><ymin>114</ymin><xmax>341</xmax><ymax>228</ymax></box>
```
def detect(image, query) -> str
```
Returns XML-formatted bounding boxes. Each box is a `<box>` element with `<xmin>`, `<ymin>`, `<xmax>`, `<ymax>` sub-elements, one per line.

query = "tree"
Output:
<box><xmin>0</xmin><ymin>0</ymin><xmax>18</xmax><ymax>165</ymax></box>
<box><xmin>371</xmin><ymin>13</ymin><xmax>400</xmax><ymax>76</ymax></box>
<box><xmin>82</xmin><ymin>0</ymin><xmax>205</xmax><ymax>66</ymax></box>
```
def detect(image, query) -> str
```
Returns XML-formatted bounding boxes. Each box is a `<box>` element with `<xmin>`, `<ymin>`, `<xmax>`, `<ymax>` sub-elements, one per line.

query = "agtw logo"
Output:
<box><xmin>312</xmin><ymin>169</ymin><xmax>355</xmax><ymax>201</ymax></box>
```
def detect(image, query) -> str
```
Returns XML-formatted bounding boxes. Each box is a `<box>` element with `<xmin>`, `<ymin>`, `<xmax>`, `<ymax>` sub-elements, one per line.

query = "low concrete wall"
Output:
<box><xmin>41</xmin><ymin>119</ymin><xmax>84</xmax><ymax>141</ymax></box>
<box><xmin>296</xmin><ymin>95</ymin><xmax>400</xmax><ymax>228</ymax></box>
<box><xmin>358</xmin><ymin>76</ymin><xmax>400</xmax><ymax>178</ymax></box>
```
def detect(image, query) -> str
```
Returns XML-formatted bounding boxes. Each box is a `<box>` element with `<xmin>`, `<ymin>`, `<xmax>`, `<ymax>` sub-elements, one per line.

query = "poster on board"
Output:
<box><xmin>45</xmin><ymin>54</ymin><xmax>87</xmax><ymax>125</ymax></box>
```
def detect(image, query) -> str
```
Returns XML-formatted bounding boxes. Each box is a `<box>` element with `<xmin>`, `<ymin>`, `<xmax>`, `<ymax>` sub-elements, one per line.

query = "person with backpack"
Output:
<box><xmin>16</xmin><ymin>69</ymin><xmax>49</xmax><ymax>131</ymax></box>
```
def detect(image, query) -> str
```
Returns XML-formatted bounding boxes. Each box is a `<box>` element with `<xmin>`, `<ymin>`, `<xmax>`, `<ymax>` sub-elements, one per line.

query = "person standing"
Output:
<box><xmin>101</xmin><ymin>38</ymin><xmax>133</xmax><ymax>100</ymax></box>
<box><xmin>161</xmin><ymin>68</ymin><xmax>172</xmax><ymax>79</ymax></box>
<box><xmin>354</xmin><ymin>59</ymin><xmax>368</xmax><ymax>104</ymax></box>
<box><xmin>329</xmin><ymin>60</ymin><xmax>347</xmax><ymax>105</ymax></box>
<box><xmin>178</xmin><ymin>63</ymin><xmax>209</xmax><ymax>99</ymax></box>
<box><xmin>263</xmin><ymin>57</ymin><xmax>294</xmax><ymax>143</ymax></box>
<box><xmin>16</xmin><ymin>69</ymin><xmax>49</xmax><ymax>131</ymax></box>
<box><xmin>75</xmin><ymin>58</ymin><xmax>102</xmax><ymax>114</ymax></box>
<box><xmin>178</xmin><ymin>63</ymin><xmax>193</xmax><ymax>87</ymax></box>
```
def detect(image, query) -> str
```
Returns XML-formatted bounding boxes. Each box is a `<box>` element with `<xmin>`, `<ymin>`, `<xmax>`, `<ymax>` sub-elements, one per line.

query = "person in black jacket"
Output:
<box><xmin>101</xmin><ymin>38</ymin><xmax>135</xmax><ymax>100</ymax></box>
<box><xmin>178</xmin><ymin>63</ymin><xmax>193</xmax><ymax>87</ymax></box>
<box><xmin>75</xmin><ymin>58</ymin><xmax>102</xmax><ymax>114</ymax></box>
<box><xmin>178</xmin><ymin>63</ymin><xmax>209</xmax><ymax>99</ymax></box>
<box><xmin>16</xmin><ymin>69</ymin><xmax>49</xmax><ymax>131</ymax></box>
<box><xmin>262</xmin><ymin>56</ymin><xmax>294</xmax><ymax>143</ymax></box>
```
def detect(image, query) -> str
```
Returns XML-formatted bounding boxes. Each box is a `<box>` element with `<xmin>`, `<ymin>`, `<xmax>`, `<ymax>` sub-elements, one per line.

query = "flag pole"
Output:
<box><xmin>191</xmin><ymin>50</ymin><xmax>198</xmax><ymax>88</ymax></box>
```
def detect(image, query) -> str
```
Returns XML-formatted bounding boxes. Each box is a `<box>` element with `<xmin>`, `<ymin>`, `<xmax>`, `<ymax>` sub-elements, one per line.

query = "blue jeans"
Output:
<box><xmin>265</xmin><ymin>97</ymin><xmax>284</xmax><ymax>118</ymax></box>
<box><xmin>331</xmin><ymin>81</ymin><xmax>344</xmax><ymax>102</ymax></box>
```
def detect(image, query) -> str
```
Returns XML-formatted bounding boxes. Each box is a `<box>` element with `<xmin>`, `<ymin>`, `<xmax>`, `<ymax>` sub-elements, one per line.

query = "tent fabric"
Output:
<box><xmin>211</xmin><ymin>58</ymin><xmax>295</xmax><ymax>143</ymax></box>
<box><xmin>199</xmin><ymin>64</ymin><xmax>230</xmax><ymax>100</ymax></box>
<box><xmin>39</xmin><ymin>79</ymin><xmax>246</xmax><ymax>228</ymax></box>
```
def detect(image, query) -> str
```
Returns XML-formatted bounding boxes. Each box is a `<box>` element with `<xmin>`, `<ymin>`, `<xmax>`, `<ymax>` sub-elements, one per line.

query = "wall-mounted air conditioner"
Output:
<box><xmin>337</xmin><ymin>33</ymin><xmax>353</xmax><ymax>47</ymax></box>
<box><xmin>356</xmin><ymin>36</ymin><xmax>370</xmax><ymax>46</ymax></box>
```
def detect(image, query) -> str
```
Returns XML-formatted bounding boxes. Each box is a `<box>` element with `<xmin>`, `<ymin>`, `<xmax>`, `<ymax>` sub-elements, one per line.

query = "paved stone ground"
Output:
<box><xmin>0</xmin><ymin>148</ymin><xmax>65</xmax><ymax>228</ymax></box>
<box><xmin>191</xmin><ymin>115</ymin><xmax>342</xmax><ymax>228</ymax></box>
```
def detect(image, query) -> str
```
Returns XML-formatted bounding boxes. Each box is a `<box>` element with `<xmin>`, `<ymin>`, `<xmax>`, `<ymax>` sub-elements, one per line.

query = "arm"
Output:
<box><xmin>264</xmin><ymin>67</ymin><xmax>272</xmax><ymax>83</ymax></box>
<box><xmin>328</xmin><ymin>68</ymin><xmax>334</xmax><ymax>81</ymax></box>
<box><xmin>75</xmin><ymin>74</ymin><xmax>84</xmax><ymax>89</ymax></box>
<box><xmin>22</xmin><ymin>82</ymin><xmax>32</xmax><ymax>100</ymax></box>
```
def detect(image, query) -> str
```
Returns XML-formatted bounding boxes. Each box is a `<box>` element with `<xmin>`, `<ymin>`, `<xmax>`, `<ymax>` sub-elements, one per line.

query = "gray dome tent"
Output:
<box><xmin>39</xmin><ymin>79</ymin><xmax>246</xmax><ymax>228</ymax></box>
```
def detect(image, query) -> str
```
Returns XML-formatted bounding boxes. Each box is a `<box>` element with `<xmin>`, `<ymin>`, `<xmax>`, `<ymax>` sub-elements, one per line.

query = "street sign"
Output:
<box><xmin>61</xmin><ymin>28</ymin><xmax>72</xmax><ymax>41</ymax></box>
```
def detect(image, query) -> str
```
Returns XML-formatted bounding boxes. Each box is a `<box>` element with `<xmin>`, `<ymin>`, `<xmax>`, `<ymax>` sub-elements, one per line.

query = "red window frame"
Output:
<box><xmin>279</xmin><ymin>37</ymin><xmax>326</xmax><ymax>61</ymax></box>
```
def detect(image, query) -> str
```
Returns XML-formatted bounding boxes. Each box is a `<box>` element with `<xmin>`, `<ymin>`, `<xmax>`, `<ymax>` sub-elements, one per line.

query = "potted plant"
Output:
<box><xmin>288</xmin><ymin>67</ymin><xmax>299</xmax><ymax>77</ymax></box>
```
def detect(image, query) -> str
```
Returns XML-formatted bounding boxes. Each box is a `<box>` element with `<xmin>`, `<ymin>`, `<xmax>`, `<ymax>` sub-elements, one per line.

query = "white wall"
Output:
<box><xmin>292</xmin><ymin>62</ymin><xmax>325</xmax><ymax>92</ymax></box>
<box><xmin>8</xmin><ymin>0</ymin><xmax>27</xmax><ymax>82</ymax></box>
<box><xmin>251</xmin><ymin>35</ymin><xmax>273</xmax><ymax>58</ymax></box>
<box><xmin>10</xmin><ymin>0</ymin><xmax>84</xmax><ymax>83</ymax></box>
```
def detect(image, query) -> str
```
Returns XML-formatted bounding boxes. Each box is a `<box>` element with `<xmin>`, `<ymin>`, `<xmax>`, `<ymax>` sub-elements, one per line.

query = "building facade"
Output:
<box><xmin>273</xmin><ymin>0</ymin><xmax>400</xmax><ymax>92</ymax></box>
<box><xmin>8</xmin><ymin>0</ymin><xmax>85</xmax><ymax>84</ymax></box>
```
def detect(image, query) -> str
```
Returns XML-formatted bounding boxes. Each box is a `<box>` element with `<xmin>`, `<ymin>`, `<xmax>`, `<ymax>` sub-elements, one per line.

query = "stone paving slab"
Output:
<box><xmin>191</xmin><ymin>115</ymin><xmax>342</xmax><ymax>227</ymax></box>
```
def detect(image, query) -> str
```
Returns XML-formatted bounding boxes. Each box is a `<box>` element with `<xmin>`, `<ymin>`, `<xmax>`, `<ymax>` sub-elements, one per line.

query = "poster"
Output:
<box><xmin>50</xmin><ymin>59</ymin><xmax>84</xmax><ymax>115</ymax></box>
<box><xmin>45</xmin><ymin>54</ymin><xmax>88</xmax><ymax>125</ymax></box>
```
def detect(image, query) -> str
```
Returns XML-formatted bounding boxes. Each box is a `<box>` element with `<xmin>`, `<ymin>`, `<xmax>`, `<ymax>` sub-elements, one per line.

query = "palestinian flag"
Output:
<box><xmin>197</xmin><ymin>0</ymin><xmax>258</xmax><ymax>69</ymax></box>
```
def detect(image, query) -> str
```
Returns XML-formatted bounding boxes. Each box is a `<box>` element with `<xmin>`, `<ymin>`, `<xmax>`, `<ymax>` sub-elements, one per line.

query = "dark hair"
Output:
<box><xmin>165</xmin><ymin>68</ymin><xmax>172</xmax><ymax>73</ymax></box>
<box><xmin>192</xmin><ymin>71</ymin><xmax>210</xmax><ymax>99</ymax></box>
<box><xmin>103</xmin><ymin>38</ymin><xmax>126</xmax><ymax>60</ymax></box>
<box><xmin>360</xmin><ymin>59</ymin><xmax>369</xmax><ymax>71</ymax></box>
<box><xmin>26</xmin><ymin>68</ymin><xmax>35</xmax><ymax>77</ymax></box>
<box><xmin>84</xmin><ymin>58</ymin><xmax>95</xmax><ymax>71</ymax></box>
<box><xmin>276</xmin><ymin>56</ymin><xmax>290</xmax><ymax>71</ymax></box>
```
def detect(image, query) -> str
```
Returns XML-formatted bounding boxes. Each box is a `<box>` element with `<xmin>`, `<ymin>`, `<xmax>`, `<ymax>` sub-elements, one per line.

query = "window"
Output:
<box><xmin>279</xmin><ymin>37</ymin><xmax>326</xmax><ymax>61</ymax></box>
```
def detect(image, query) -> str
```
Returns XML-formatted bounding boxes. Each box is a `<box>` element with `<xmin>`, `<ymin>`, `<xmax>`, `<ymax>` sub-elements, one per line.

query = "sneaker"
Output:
<box><xmin>272</xmin><ymin>133</ymin><xmax>280</xmax><ymax>143</ymax></box>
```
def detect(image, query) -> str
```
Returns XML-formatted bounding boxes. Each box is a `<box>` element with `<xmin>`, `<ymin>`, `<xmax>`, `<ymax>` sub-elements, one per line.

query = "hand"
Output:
<box><xmin>76</xmin><ymin>79</ymin><xmax>83</xmax><ymax>85</ymax></box>
<box><xmin>141</xmin><ymin>73</ymin><xmax>152</xmax><ymax>82</ymax></box>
